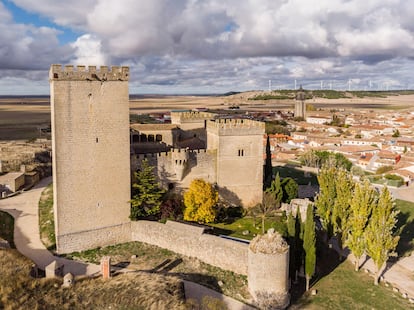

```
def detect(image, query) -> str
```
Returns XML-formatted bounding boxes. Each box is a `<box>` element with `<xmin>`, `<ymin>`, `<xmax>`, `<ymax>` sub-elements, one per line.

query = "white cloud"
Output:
<box><xmin>70</xmin><ymin>34</ymin><xmax>108</xmax><ymax>66</ymax></box>
<box><xmin>0</xmin><ymin>0</ymin><xmax>414</xmax><ymax>93</ymax></box>
<box><xmin>0</xmin><ymin>3</ymin><xmax>73</xmax><ymax>70</ymax></box>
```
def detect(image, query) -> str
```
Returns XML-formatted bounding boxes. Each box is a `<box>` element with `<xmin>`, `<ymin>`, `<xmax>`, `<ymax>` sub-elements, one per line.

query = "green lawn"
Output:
<box><xmin>210</xmin><ymin>215</ymin><xmax>287</xmax><ymax>240</ymax></box>
<box><xmin>395</xmin><ymin>199</ymin><xmax>414</xmax><ymax>256</ymax></box>
<box><xmin>296</xmin><ymin>259</ymin><xmax>412</xmax><ymax>309</ymax></box>
<box><xmin>0</xmin><ymin>211</ymin><xmax>15</xmax><ymax>248</ymax></box>
<box><xmin>273</xmin><ymin>166</ymin><xmax>318</xmax><ymax>185</ymax></box>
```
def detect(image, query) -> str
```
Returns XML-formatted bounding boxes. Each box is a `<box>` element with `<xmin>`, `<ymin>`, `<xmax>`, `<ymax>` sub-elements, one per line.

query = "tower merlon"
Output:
<box><xmin>49</xmin><ymin>64</ymin><xmax>129</xmax><ymax>81</ymax></box>
<box><xmin>206</xmin><ymin>118</ymin><xmax>265</xmax><ymax>135</ymax></box>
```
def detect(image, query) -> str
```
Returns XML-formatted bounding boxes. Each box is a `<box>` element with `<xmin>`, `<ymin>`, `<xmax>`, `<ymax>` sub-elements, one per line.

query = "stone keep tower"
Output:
<box><xmin>50</xmin><ymin>64</ymin><xmax>131</xmax><ymax>254</ymax></box>
<box><xmin>207</xmin><ymin>119</ymin><xmax>265</xmax><ymax>206</ymax></box>
<box><xmin>295</xmin><ymin>86</ymin><xmax>306</xmax><ymax>119</ymax></box>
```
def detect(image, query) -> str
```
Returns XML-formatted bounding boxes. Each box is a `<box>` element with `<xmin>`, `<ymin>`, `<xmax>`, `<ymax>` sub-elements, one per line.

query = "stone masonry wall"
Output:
<box><xmin>56</xmin><ymin>222</ymin><xmax>131</xmax><ymax>254</ymax></box>
<box><xmin>207</xmin><ymin>119</ymin><xmax>265</xmax><ymax>206</ymax></box>
<box><xmin>132</xmin><ymin>149</ymin><xmax>217</xmax><ymax>190</ymax></box>
<box><xmin>50</xmin><ymin>65</ymin><xmax>131</xmax><ymax>253</ymax></box>
<box><xmin>131</xmin><ymin>220</ymin><xmax>249</xmax><ymax>275</ymax></box>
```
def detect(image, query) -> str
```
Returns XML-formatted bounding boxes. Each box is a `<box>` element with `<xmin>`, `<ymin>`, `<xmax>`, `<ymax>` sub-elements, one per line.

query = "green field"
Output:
<box><xmin>295</xmin><ymin>259</ymin><xmax>412</xmax><ymax>309</ymax></box>
<box><xmin>395</xmin><ymin>199</ymin><xmax>414</xmax><ymax>256</ymax></box>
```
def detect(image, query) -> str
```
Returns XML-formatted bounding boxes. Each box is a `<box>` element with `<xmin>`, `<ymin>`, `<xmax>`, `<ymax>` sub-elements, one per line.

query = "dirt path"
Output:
<box><xmin>0</xmin><ymin>178</ymin><xmax>100</xmax><ymax>276</ymax></box>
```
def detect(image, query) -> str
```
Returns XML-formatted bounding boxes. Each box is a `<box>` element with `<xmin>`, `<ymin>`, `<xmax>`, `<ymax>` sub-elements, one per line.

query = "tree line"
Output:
<box><xmin>315</xmin><ymin>165</ymin><xmax>400</xmax><ymax>285</ymax></box>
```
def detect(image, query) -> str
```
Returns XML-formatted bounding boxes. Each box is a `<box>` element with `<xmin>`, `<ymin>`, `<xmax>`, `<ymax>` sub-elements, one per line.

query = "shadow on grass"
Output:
<box><xmin>206</xmin><ymin>226</ymin><xmax>233</xmax><ymax>236</ymax></box>
<box><xmin>396</xmin><ymin>211</ymin><xmax>414</xmax><ymax>256</ymax></box>
<box><xmin>136</xmin><ymin>258</ymin><xmax>224</xmax><ymax>293</ymax></box>
<box><xmin>273</xmin><ymin>166</ymin><xmax>318</xmax><ymax>186</ymax></box>
<box><xmin>290</xmin><ymin>236</ymin><xmax>342</xmax><ymax>307</ymax></box>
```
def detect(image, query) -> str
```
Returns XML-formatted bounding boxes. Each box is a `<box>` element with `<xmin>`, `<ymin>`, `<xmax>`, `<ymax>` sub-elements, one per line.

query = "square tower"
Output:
<box><xmin>207</xmin><ymin>119</ymin><xmax>265</xmax><ymax>206</ymax></box>
<box><xmin>50</xmin><ymin>65</ymin><xmax>131</xmax><ymax>253</ymax></box>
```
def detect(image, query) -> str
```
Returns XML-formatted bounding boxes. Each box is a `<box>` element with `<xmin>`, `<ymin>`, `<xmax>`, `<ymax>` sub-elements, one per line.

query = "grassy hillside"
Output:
<box><xmin>0</xmin><ymin>249</ymin><xmax>187</xmax><ymax>309</ymax></box>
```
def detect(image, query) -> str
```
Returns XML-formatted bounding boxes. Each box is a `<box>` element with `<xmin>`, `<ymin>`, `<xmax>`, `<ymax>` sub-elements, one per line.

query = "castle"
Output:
<box><xmin>131</xmin><ymin>113</ymin><xmax>264</xmax><ymax>206</ymax></box>
<box><xmin>50</xmin><ymin>64</ymin><xmax>264</xmax><ymax>253</ymax></box>
<box><xmin>49</xmin><ymin>65</ymin><xmax>289</xmax><ymax>307</ymax></box>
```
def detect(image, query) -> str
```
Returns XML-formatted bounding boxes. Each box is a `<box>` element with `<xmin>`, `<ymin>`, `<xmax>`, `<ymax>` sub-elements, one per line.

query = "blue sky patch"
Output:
<box><xmin>4</xmin><ymin>1</ymin><xmax>79</xmax><ymax>44</ymax></box>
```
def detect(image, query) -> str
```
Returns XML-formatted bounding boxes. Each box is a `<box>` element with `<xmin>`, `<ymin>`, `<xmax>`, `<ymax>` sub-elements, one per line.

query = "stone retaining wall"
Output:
<box><xmin>131</xmin><ymin>220</ymin><xmax>248</xmax><ymax>275</ymax></box>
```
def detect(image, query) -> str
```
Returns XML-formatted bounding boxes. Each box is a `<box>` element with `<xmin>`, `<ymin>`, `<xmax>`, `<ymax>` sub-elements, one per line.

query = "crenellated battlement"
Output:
<box><xmin>49</xmin><ymin>64</ymin><xmax>129</xmax><ymax>81</ymax></box>
<box><xmin>171</xmin><ymin>111</ymin><xmax>216</xmax><ymax>125</ymax></box>
<box><xmin>172</xmin><ymin>111</ymin><xmax>215</xmax><ymax>120</ymax></box>
<box><xmin>206</xmin><ymin>118</ymin><xmax>265</xmax><ymax>136</ymax></box>
<box><xmin>135</xmin><ymin>148</ymin><xmax>208</xmax><ymax>160</ymax></box>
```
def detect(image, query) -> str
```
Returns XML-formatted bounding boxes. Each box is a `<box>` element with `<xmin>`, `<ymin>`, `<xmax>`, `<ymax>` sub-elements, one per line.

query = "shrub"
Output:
<box><xmin>376</xmin><ymin>166</ymin><xmax>393</xmax><ymax>175</ymax></box>
<box><xmin>160</xmin><ymin>195</ymin><xmax>183</xmax><ymax>220</ymax></box>
<box><xmin>384</xmin><ymin>174</ymin><xmax>403</xmax><ymax>181</ymax></box>
<box><xmin>183</xmin><ymin>179</ymin><xmax>218</xmax><ymax>223</ymax></box>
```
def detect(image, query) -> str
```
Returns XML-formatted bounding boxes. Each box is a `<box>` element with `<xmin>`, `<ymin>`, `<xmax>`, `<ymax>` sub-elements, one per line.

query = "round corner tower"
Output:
<box><xmin>248</xmin><ymin>229</ymin><xmax>290</xmax><ymax>309</ymax></box>
<box><xmin>50</xmin><ymin>64</ymin><xmax>131</xmax><ymax>254</ymax></box>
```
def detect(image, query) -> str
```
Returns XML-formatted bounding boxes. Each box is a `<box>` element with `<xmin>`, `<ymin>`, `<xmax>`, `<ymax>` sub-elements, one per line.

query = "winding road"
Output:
<box><xmin>0</xmin><ymin>177</ymin><xmax>100</xmax><ymax>276</ymax></box>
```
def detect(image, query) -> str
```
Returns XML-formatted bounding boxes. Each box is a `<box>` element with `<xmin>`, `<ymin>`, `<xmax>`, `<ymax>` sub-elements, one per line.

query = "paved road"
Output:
<box><xmin>373</xmin><ymin>182</ymin><xmax>414</xmax><ymax>202</ymax></box>
<box><xmin>0</xmin><ymin>177</ymin><xmax>100</xmax><ymax>276</ymax></box>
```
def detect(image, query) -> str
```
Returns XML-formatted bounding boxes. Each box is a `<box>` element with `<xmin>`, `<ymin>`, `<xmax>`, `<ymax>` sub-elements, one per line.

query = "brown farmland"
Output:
<box><xmin>1</xmin><ymin>93</ymin><xmax>413</xmax><ymax>141</ymax></box>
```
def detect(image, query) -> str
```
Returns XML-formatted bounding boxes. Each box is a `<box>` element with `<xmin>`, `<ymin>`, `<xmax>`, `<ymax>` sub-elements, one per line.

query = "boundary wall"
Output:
<box><xmin>131</xmin><ymin>220</ymin><xmax>248</xmax><ymax>275</ymax></box>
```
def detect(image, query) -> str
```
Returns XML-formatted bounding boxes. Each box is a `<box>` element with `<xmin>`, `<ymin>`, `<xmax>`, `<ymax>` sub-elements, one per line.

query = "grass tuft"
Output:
<box><xmin>38</xmin><ymin>183</ymin><xmax>55</xmax><ymax>250</ymax></box>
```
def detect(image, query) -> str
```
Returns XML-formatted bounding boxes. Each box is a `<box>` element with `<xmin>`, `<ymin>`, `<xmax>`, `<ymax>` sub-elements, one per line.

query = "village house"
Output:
<box><xmin>305</xmin><ymin>115</ymin><xmax>332</xmax><ymax>125</ymax></box>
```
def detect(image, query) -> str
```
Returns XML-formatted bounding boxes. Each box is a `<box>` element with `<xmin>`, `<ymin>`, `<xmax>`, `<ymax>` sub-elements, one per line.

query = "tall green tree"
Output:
<box><xmin>266</xmin><ymin>173</ymin><xmax>283</xmax><ymax>208</ymax></box>
<box><xmin>287</xmin><ymin>211</ymin><xmax>296</xmax><ymax>238</ymax></box>
<box><xmin>281</xmin><ymin>177</ymin><xmax>298</xmax><ymax>203</ymax></box>
<box><xmin>303</xmin><ymin>204</ymin><xmax>316</xmax><ymax>291</ymax></box>
<box><xmin>286</xmin><ymin>209</ymin><xmax>304</xmax><ymax>283</ymax></box>
<box><xmin>130</xmin><ymin>159</ymin><xmax>166</xmax><ymax>220</ymax></box>
<box><xmin>346</xmin><ymin>180</ymin><xmax>375</xmax><ymax>271</ymax></box>
<box><xmin>365</xmin><ymin>187</ymin><xmax>400</xmax><ymax>285</ymax></box>
<box><xmin>264</xmin><ymin>135</ymin><xmax>273</xmax><ymax>189</ymax></box>
<box><xmin>332</xmin><ymin>168</ymin><xmax>354</xmax><ymax>259</ymax></box>
<box><xmin>183</xmin><ymin>179</ymin><xmax>218</xmax><ymax>223</ymax></box>
<box><xmin>294</xmin><ymin>206</ymin><xmax>304</xmax><ymax>281</ymax></box>
<box><xmin>315</xmin><ymin>166</ymin><xmax>337</xmax><ymax>239</ymax></box>
<box><xmin>300</xmin><ymin>150</ymin><xmax>352</xmax><ymax>170</ymax></box>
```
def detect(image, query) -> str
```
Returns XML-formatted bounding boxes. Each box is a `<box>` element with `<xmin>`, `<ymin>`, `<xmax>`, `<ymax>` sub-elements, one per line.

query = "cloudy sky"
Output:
<box><xmin>0</xmin><ymin>0</ymin><xmax>413</xmax><ymax>94</ymax></box>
